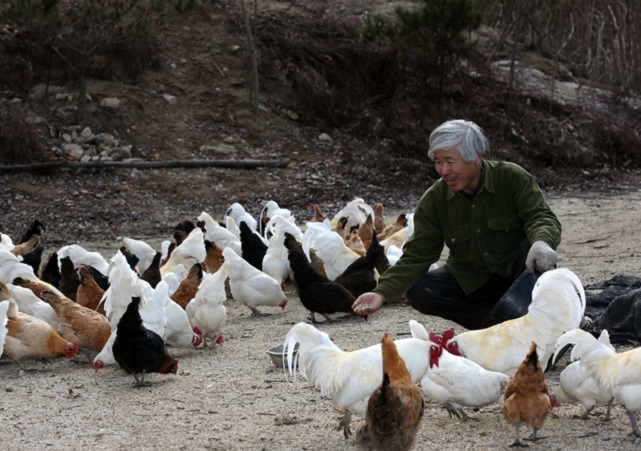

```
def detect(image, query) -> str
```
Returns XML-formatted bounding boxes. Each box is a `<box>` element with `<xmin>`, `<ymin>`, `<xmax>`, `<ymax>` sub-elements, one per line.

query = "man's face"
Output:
<box><xmin>433</xmin><ymin>148</ymin><xmax>482</xmax><ymax>193</ymax></box>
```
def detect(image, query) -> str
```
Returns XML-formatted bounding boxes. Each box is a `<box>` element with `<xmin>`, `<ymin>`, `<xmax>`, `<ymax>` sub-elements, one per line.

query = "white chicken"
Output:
<box><xmin>551</xmin><ymin>329</ymin><xmax>615</xmax><ymax>420</ymax></box>
<box><xmin>186</xmin><ymin>260</ymin><xmax>229</xmax><ymax>347</ymax></box>
<box><xmin>225</xmin><ymin>202</ymin><xmax>258</xmax><ymax>233</ymax></box>
<box><xmin>329</xmin><ymin>198</ymin><xmax>374</xmax><ymax>232</ymax></box>
<box><xmin>140</xmin><ymin>280</ymin><xmax>202</xmax><ymax>348</ymax></box>
<box><xmin>0</xmin><ymin>250</ymin><xmax>63</xmax><ymax>297</ymax></box>
<box><xmin>222</xmin><ymin>247</ymin><xmax>287</xmax><ymax>316</ymax></box>
<box><xmin>411</xmin><ymin>323</ymin><xmax>510</xmax><ymax>421</ymax></box>
<box><xmin>159</xmin><ymin>227</ymin><xmax>206</xmax><ymax>276</ymax></box>
<box><xmin>260</xmin><ymin>200</ymin><xmax>294</xmax><ymax>235</ymax></box>
<box><xmin>283</xmin><ymin>321</ymin><xmax>432</xmax><ymax>436</ymax></box>
<box><xmin>261</xmin><ymin>229</ymin><xmax>290</xmax><ymax>289</ymax></box>
<box><xmin>554</xmin><ymin>328</ymin><xmax>641</xmax><ymax>436</ymax></box>
<box><xmin>7</xmin><ymin>284</ymin><xmax>60</xmax><ymax>331</ymax></box>
<box><xmin>197</xmin><ymin>211</ymin><xmax>241</xmax><ymax>255</ymax></box>
<box><xmin>57</xmin><ymin>244</ymin><xmax>109</xmax><ymax>274</ymax></box>
<box><xmin>122</xmin><ymin>237</ymin><xmax>157</xmax><ymax>274</ymax></box>
<box><xmin>444</xmin><ymin>267</ymin><xmax>585</xmax><ymax>376</ymax></box>
<box><xmin>225</xmin><ymin>216</ymin><xmax>241</xmax><ymax>240</ymax></box>
<box><xmin>302</xmin><ymin>221</ymin><xmax>360</xmax><ymax>281</ymax></box>
<box><xmin>0</xmin><ymin>299</ymin><xmax>10</xmax><ymax>356</ymax></box>
<box><xmin>0</xmin><ymin>233</ymin><xmax>14</xmax><ymax>252</ymax></box>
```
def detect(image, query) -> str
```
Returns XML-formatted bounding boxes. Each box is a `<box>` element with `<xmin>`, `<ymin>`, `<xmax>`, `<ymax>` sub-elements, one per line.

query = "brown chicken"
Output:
<box><xmin>140</xmin><ymin>251</ymin><xmax>162</xmax><ymax>288</ymax></box>
<box><xmin>3</xmin><ymin>299</ymin><xmax>79</xmax><ymax>370</ymax></box>
<box><xmin>373</xmin><ymin>203</ymin><xmax>386</xmax><ymax>235</ymax></box>
<box><xmin>170</xmin><ymin>262</ymin><xmax>203</xmax><ymax>309</ymax></box>
<box><xmin>76</xmin><ymin>265</ymin><xmax>106</xmax><ymax>316</ymax></box>
<box><xmin>10</xmin><ymin>234</ymin><xmax>41</xmax><ymax>257</ymax></box>
<box><xmin>377</xmin><ymin>214</ymin><xmax>408</xmax><ymax>241</ymax></box>
<box><xmin>356</xmin><ymin>214</ymin><xmax>375</xmax><ymax>252</ymax></box>
<box><xmin>203</xmin><ymin>240</ymin><xmax>225</xmax><ymax>274</ymax></box>
<box><xmin>11</xmin><ymin>276</ymin><xmax>59</xmax><ymax>301</ymax></box>
<box><xmin>40</xmin><ymin>290</ymin><xmax>111</xmax><ymax>353</ymax></box>
<box><xmin>311</xmin><ymin>203</ymin><xmax>328</xmax><ymax>223</ymax></box>
<box><xmin>355</xmin><ymin>335</ymin><xmax>425</xmax><ymax>451</ymax></box>
<box><xmin>502</xmin><ymin>342</ymin><xmax>559</xmax><ymax>447</ymax></box>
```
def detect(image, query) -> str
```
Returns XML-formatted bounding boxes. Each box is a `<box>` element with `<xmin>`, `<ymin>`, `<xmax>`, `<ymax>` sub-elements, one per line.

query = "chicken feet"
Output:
<box><xmin>335</xmin><ymin>409</ymin><xmax>352</xmax><ymax>439</ymax></box>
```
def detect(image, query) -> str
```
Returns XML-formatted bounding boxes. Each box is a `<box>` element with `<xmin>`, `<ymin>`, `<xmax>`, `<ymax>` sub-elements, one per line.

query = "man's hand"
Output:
<box><xmin>526</xmin><ymin>240</ymin><xmax>557</xmax><ymax>272</ymax></box>
<box><xmin>352</xmin><ymin>292</ymin><xmax>385</xmax><ymax>316</ymax></box>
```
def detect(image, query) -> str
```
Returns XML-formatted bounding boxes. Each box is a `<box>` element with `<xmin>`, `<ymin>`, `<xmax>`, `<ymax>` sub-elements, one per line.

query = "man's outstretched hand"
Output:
<box><xmin>352</xmin><ymin>292</ymin><xmax>385</xmax><ymax>317</ymax></box>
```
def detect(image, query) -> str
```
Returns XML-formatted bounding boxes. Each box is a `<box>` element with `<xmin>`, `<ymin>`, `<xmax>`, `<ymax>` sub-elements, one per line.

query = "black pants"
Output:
<box><xmin>406</xmin><ymin>240</ymin><xmax>531</xmax><ymax>330</ymax></box>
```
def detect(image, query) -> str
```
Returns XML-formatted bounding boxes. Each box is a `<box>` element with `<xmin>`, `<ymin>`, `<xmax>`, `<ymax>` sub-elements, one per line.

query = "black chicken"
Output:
<box><xmin>112</xmin><ymin>296</ymin><xmax>178</xmax><ymax>387</ymax></box>
<box><xmin>334</xmin><ymin>231</ymin><xmax>387</xmax><ymax>299</ymax></box>
<box><xmin>239</xmin><ymin>220</ymin><xmax>267</xmax><ymax>270</ymax></box>
<box><xmin>287</xmin><ymin>250</ymin><xmax>362</xmax><ymax>324</ymax></box>
<box><xmin>18</xmin><ymin>219</ymin><xmax>45</xmax><ymax>245</ymax></box>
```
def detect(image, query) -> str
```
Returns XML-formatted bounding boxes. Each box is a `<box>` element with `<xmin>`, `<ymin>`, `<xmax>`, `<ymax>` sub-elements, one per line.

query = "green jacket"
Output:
<box><xmin>374</xmin><ymin>160</ymin><xmax>561</xmax><ymax>300</ymax></box>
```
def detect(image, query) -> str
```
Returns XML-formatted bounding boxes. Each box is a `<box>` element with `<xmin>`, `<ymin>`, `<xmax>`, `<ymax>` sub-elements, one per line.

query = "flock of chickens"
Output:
<box><xmin>1</xmin><ymin>198</ymin><xmax>640</xmax><ymax>449</ymax></box>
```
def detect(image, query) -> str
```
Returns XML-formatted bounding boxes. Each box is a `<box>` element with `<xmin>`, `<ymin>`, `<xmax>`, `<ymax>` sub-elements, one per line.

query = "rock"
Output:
<box><xmin>163</xmin><ymin>93</ymin><xmax>178</xmax><ymax>105</ymax></box>
<box><xmin>62</xmin><ymin>143</ymin><xmax>84</xmax><ymax>160</ymax></box>
<box><xmin>199</xmin><ymin>144</ymin><xmax>237</xmax><ymax>155</ymax></box>
<box><xmin>317</xmin><ymin>133</ymin><xmax>332</xmax><ymax>144</ymax></box>
<box><xmin>100</xmin><ymin>97</ymin><xmax>122</xmax><ymax>108</ymax></box>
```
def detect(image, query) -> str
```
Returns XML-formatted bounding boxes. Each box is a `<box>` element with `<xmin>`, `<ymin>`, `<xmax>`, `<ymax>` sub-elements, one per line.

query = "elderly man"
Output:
<box><xmin>353</xmin><ymin>119</ymin><xmax>561</xmax><ymax>329</ymax></box>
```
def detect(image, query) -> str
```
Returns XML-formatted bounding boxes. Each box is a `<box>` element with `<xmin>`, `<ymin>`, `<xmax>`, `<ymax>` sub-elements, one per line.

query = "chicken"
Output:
<box><xmin>40</xmin><ymin>290</ymin><xmax>111</xmax><ymax>353</ymax></box>
<box><xmin>283</xmin><ymin>232</ymin><xmax>326</xmax><ymax>278</ymax></box>
<box><xmin>373</xmin><ymin>203</ymin><xmax>386</xmax><ymax>235</ymax></box>
<box><xmin>303</xmin><ymin>221</ymin><xmax>360</xmax><ymax>281</ymax></box>
<box><xmin>287</xmin><ymin>249</ymin><xmax>358</xmax><ymax>324</ymax></box>
<box><xmin>553</xmin><ymin>328</ymin><xmax>641</xmax><ymax>437</ymax></box>
<box><xmin>378</xmin><ymin>213</ymin><xmax>409</xmax><ymax>242</ymax></box>
<box><xmin>329</xmin><ymin>198</ymin><xmax>374</xmax><ymax>232</ymax></box>
<box><xmin>260</xmin><ymin>200</ymin><xmax>294</xmax><ymax>228</ymax></box>
<box><xmin>414</xmin><ymin>327</ymin><xmax>509</xmax><ymax>421</ymax></box>
<box><xmin>10</xmin><ymin>234</ymin><xmax>41</xmax><ymax>257</ymax></box>
<box><xmin>224</xmin><ymin>216</ymin><xmax>241</xmax><ymax>240</ymax></box>
<box><xmin>119</xmin><ymin>245</ymin><xmax>140</xmax><ymax>271</ymax></box>
<box><xmin>112</xmin><ymin>296</ymin><xmax>178</xmax><ymax>387</ymax></box>
<box><xmin>262</xmin><ymin>229</ymin><xmax>290</xmax><ymax>289</ymax></box>
<box><xmin>2</xmin><ymin>299</ymin><xmax>79</xmax><ymax>369</ymax></box>
<box><xmin>17</xmin><ymin>219</ymin><xmax>45</xmax><ymax>245</ymax></box>
<box><xmin>170</xmin><ymin>262</ymin><xmax>203</xmax><ymax>309</ymax></box>
<box><xmin>58</xmin><ymin>256</ymin><xmax>80</xmax><ymax>300</ymax></box>
<box><xmin>334</xmin><ymin>236</ymin><xmax>380</xmax><ymax>299</ymax></box>
<box><xmin>57</xmin><ymin>244</ymin><xmax>109</xmax><ymax>275</ymax></box>
<box><xmin>225</xmin><ymin>202</ymin><xmax>258</xmax><ymax>233</ymax></box>
<box><xmin>140</xmin><ymin>251</ymin><xmax>162</xmax><ymax>288</ymax></box>
<box><xmin>75</xmin><ymin>265</ymin><xmax>106</xmax><ymax>315</ymax></box>
<box><xmin>40</xmin><ymin>251</ymin><xmax>61</xmax><ymax>289</ymax></box>
<box><xmin>551</xmin><ymin>329</ymin><xmax>614</xmax><ymax>420</ymax></box>
<box><xmin>502</xmin><ymin>342</ymin><xmax>558</xmax><ymax>447</ymax></box>
<box><xmin>18</xmin><ymin>245</ymin><xmax>44</xmax><ymax>277</ymax></box>
<box><xmin>144</xmin><ymin>280</ymin><xmax>202</xmax><ymax>349</ymax></box>
<box><xmin>203</xmin><ymin>240</ymin><xmax>224</xmax><ymax>274</ymax></box>
<box><xmin>311</xmin><ymin>204</ymin><xmax>328</xmax><ymax>223</ymax></box>
<box><xmin>6</xmin><ymin>283</ymin><xmax>60</xmax><ymax>331</ymax></box>
<box><xmin>0</xmin><ymin>250</ymin><xmax>62</xmax><ymax>297</ymax></box>
<box><xmin>159</xmin><ymin>227</ymin><xmax>206</xmax><ymax>276</ymax></box>
<box><xmin>239</xmin><ymin>220</ymin><xmax>268</xmax><ymax>270</ymax></box>
<box><xmin>283</xmin><ymin>321</ymin><xmax>432</xmax><ymax>437</ymax></box>
<box><xmin>444</xmin><ymin>268</ymin><xmax>586</xmax><ymax>376</ymax></box>
<box><xmin>197</xmin><ymin>211</ymin><xmax>242</xmax><ymax>255</ymax></box>
<box><xmin>355</xmin><ymin>214</ymin><xmax>375</xmax><ymax>252</ymax></box>
<box><xmin>354</xmin><ymin>335</ymin><xmax>425</xmax><ymax>451</ymax></box>
<box><xmin>0</xmin><ymin>300</ymin><xmax>9</xmax><ymax>356</ymax></box>
<box><xmin>223</xmin><ymin>247</ymin><xmax>287</xmax><ymax>316</ymax></box>
<box><xmin>122</xmin><ymin>236</ymin><xmax>157</xmax><ymax>274</ymax></box>
<box><xmin>185</xmin><ymin>260</ymin><xmax>229</xmax><ymax>347</ymax></box>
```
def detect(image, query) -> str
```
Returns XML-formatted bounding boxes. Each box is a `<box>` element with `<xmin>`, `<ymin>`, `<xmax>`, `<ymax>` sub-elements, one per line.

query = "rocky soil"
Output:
<box><xmin>1</xmin><ymin>192</ymin><xmax>640</xmax><ymax>450</ymax></box>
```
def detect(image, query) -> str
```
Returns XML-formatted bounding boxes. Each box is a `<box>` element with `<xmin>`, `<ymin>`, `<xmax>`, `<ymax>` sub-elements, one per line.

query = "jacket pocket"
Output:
<box><xmin>487</xmin><ymin>216</ymin><xmax>520</xmax><ymax>232</ymax></box>
<box><xmin>443</xmin><ymin>224</ymin><xmax>470</xmax><ymax>246</ymax></box>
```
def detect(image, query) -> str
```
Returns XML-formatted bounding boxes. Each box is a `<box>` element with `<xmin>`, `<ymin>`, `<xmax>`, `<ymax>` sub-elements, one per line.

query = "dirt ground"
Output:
<box><xmin>1</xmin><ymin>190</ymin><xmax>640</xmax><ymax>450</ymax></box>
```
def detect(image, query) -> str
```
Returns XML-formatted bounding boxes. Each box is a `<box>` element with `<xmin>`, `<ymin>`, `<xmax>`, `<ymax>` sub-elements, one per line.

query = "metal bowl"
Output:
<box><xmin>266</xmin><ymin>343</ymin><xmax>299</xmax><ymax>368</ymax></box>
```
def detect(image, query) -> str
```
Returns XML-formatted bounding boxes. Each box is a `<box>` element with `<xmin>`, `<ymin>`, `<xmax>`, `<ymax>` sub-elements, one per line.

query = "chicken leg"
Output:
<box><xmin>336</xmin><ymin>409</ymin><xmax>352</xmax><ymax>439</ymax></box>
